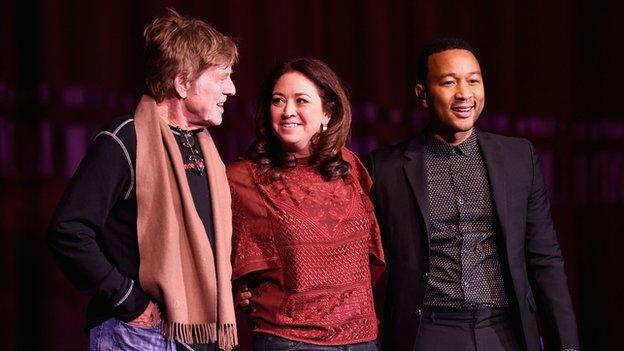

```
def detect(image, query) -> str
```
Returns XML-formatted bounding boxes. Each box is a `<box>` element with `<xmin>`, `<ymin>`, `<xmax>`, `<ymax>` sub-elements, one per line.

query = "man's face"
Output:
<box><xmin>417</xmin><ymin>49</ymin><xmax>484</xmax><ymax>142</ymax></box>
<box><xmin>182</xmin><ymin>64</ymin><xmax>235</xmax><ymax>128</ymax></box>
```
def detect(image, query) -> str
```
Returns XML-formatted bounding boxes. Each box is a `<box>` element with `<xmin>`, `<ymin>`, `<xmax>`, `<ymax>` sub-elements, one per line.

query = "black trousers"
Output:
<box><xmin>413</xmin><ymin>307</ymin><xmax>521</xmax><ymax>351</ymax></box>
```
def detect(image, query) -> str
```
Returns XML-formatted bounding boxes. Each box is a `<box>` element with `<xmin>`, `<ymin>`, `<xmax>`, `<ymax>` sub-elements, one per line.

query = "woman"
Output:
<box><xmin>227</xmin><ymin>57</ymin><xmax>385</xmax><ymax>351</ymax></box>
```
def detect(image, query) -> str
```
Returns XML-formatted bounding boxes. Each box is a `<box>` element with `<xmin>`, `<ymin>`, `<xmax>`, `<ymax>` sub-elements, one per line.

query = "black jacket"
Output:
<box><xmin>367</xmin><ymin>130</ymin><xmax>579</xmax><ymax>351</ymax></box>
<box><xmin>47</xmin><ymin>116</ymin><xmax>150</xmax><ymax>329</ymax></box>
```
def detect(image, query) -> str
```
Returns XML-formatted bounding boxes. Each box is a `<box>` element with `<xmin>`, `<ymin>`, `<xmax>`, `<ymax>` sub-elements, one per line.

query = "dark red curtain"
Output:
<box><xmin>1</xmin><ymin>0</ymin><xmax>622</xmax><ymax>350</ymax></box>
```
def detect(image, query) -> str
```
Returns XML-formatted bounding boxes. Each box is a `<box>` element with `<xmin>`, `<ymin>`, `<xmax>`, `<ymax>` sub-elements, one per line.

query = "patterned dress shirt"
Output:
<box><xmin>423</xmin><ymin>131</ymin><xmax>509</xmax><ymax>308</ymax></box>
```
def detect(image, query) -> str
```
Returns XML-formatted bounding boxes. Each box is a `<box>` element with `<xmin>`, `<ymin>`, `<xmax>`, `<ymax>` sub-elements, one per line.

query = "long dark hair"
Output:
<box><xmin>248</xmin><ymin>57</ymin><xmax>352</xmax><ymax>181</ymax></box>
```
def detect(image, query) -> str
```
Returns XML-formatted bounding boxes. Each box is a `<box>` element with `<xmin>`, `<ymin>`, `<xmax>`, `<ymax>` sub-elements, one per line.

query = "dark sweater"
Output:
<box><xmin>47</xmin><ymin>115</ymin><xmax>215</xmax><ymax>330</ymax></box>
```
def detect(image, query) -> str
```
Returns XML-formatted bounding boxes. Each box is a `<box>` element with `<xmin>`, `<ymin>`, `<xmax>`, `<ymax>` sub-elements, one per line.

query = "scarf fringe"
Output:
<box><xmin>218</xmin><ymin>323</ymin><xmax>238</xmax><ymax>351</ymax></box>
<box><xmin>163</xmin><ymin>322</ymin><xmax>238</xmax><ymax>351</ymax></box>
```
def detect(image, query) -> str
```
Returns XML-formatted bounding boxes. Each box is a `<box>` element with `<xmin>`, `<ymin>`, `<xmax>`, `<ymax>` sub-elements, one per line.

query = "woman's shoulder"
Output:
<box><xmin>341</xmin><ymin>147</ymin><xmax>367</xmax><ymax>171</ymax></box>
<box><xmin>340</xmin><ymin>147</ymin><xmax>357</xmax><ymax>159</ymax></box>
<box><xmin>226</xmin><ymin>158</ymin><xmax>256</xmax><ymax>184</ymax></box>
<box><xmin>341</xmin><ymin>147</ymin><xmax>372</xmax><ymax>190</ymax></box>
<box><xmin>227</xmin><ymin>158</ymin><xmax>251</xmax><ymax>171</ymax></box>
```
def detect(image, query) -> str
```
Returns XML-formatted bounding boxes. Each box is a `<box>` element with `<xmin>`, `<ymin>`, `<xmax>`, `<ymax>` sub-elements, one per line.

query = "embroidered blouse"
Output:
<box><xmin>227</xmin><ymin>148</ymin><xmax>385</xmax><ymax>345</ymax></box>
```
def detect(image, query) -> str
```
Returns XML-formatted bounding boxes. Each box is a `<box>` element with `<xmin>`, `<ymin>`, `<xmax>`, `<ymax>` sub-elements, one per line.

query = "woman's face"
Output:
<box><xmin>270</xmin><ymin>71</ymin><xmax>330</xmax><ymax>157</ymax></box>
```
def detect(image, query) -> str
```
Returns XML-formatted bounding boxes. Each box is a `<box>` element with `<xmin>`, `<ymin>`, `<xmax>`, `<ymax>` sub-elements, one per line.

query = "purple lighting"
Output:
<box><xmin>40</xmin><ymin>121</ymin><xmax>54</xmax><ymax>176</ymax></box>
<box><xmin>0</xmin><ymin>117</ymin><xmax>15</xmax><ymax>177</ymax></box>
<box><xmin>62</xmin><ymin>87</ymin><xmax>87</xmax><ymax>108</ymax></box>
<box><xmin>64</xmin><ymin>124</ymin><xmax>88</xmax><ymax>177</ymax></box>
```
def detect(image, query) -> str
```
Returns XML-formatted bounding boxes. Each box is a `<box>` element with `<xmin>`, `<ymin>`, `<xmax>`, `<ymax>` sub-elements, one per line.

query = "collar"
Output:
<box><xmin>169</xmin><ymin>125</ymin><xmax>204</xmax><ymax>136</ymax></box>
<box><xmin>425</xmin><ymin>129</ymin><xmax>478</xmax><ymax>157</ymax></box>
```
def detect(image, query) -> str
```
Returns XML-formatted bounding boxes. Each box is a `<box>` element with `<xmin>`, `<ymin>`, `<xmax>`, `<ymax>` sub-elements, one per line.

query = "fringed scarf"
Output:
<box><xmin>134</xmin><ymin>95</ymin><xmax>237</xmax><ymax>350</ymax></box>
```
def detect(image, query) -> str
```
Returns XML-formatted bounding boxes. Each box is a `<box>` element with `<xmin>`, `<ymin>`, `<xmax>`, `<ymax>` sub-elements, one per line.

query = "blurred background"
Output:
<box><xmin>1</xmin><ymin>0</ymin><xmax>622</xmax><ymax>349</ymax></box>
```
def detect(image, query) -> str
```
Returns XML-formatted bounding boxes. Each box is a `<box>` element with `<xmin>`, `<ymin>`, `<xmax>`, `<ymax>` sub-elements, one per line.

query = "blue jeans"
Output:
<box><xmin>252</xmin><ymin>333</ymin><xmax>380</xmax><ymax>351</ymax></box>
<box><xmin>89</xmin><ymin>317</ymin><xmax>177</xmax><ymax>351</ymax></box>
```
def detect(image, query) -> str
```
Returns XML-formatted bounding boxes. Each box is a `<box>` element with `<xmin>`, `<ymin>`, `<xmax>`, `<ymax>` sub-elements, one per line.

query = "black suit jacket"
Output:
<box><xmin>367</xmin><ymin>130</ymin><xmax>579</xmax><ymax>351</ymax></box>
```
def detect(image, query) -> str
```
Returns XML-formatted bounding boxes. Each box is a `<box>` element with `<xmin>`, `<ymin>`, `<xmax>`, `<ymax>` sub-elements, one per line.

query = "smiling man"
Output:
<box><xmin>367</xmin><ymin>38</ymin><xmax>579</xmax><ymax>351</ymax></box>
<box><xmin>47</xmin><ymin>10</ymin><xmax>238</xmax><ymax>351</ymax></box>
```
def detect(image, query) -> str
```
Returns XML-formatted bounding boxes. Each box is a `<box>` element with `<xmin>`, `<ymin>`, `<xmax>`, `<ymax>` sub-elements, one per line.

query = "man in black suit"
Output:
<box><xmin>367</xmin><ymin>38</ymin><xmax>579</xmax><ymax>351</ymax></box>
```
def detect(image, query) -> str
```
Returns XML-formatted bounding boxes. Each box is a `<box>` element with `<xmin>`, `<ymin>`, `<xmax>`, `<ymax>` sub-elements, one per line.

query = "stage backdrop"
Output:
<box><xmin>1</xmin><ymin>0</ymin><xmax>622</xmax><ymax>350</ymax></box>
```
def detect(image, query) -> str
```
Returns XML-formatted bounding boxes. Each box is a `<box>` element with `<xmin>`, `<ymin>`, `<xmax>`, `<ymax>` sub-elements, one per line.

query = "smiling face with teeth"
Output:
<box><xmin>270</xmin><ymin>71</ymin><xmax>330</xmax><ymax>157</ymax></box>
<box><xmin>415</xmin><ymin>49</ymin><xmax>484</xmax><ymax>145</ymax></box>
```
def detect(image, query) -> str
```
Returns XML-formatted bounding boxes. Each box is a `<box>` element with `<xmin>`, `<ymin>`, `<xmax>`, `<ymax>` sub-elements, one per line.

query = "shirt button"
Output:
<box><xmin>415</xmin><ymin>309</ymin><xmax>422</xmax><ymax>316</ymax></box>
<box><xmin>422</xmin><ymin>272</ymin><xmax>429</xmax><ymax>279</ymax></box>
<box><xmin>458</xmin><ymin>198</ymin><xmax>465</xmax><ymax>205</ymax></box>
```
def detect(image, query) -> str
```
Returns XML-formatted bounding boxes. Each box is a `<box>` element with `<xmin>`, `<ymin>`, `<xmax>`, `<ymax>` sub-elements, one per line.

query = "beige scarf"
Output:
<box><xmin>134</xmin><ymin>95</ymin><xmax>237</xmax><ymax>350</ymax></box>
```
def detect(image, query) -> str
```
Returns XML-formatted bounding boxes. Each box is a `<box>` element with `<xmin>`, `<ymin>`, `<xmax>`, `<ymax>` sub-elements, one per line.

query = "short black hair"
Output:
<box><xmin>416</xmin><ymin>37</ymin><xmax>477</xmax><ymax>85</ymax></box>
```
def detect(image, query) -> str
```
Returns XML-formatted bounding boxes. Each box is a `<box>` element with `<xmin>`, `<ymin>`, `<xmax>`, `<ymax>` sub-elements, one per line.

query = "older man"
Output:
<box><xmin>48</xmin><ymin>10</ymin><xmax>238</xmax><ymax>351</ymax></box>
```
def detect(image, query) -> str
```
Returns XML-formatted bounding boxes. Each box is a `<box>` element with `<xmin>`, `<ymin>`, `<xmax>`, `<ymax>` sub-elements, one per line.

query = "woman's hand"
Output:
<box><xmin>236</xmin><ymin>284</ymin><xmax>253</xmax><ymax>308</ymax></box>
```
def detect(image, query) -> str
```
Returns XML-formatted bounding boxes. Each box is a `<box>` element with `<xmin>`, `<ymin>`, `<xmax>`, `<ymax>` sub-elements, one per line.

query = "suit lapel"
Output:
<box><xmin>478</xmin><ymin>131</ymin><xmax>510</xmax><ymax>243</ymax></box>
<box><xmin>403</xmin><ymin>133</ymin><xmax>431</xmax><ymax>234</ymax></box>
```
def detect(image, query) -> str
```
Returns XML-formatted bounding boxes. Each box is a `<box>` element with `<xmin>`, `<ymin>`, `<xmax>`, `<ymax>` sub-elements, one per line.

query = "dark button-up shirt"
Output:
<box><xmin>423</xmin><ymin>131</ymin><xmax>508</xmax><ymax>308</ymax></box>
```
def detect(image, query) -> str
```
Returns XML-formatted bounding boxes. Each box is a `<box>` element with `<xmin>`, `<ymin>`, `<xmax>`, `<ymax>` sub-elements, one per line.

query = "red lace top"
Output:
<box><xmin>227</xmin><ymin>148</ymin><xmax>385</xmax><ymax>345</ymax></box>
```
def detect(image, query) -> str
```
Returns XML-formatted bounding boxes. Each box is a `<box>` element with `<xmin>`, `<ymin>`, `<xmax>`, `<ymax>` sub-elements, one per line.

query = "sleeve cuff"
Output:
<box><xmin>112</xmin><ymin>280</ymin><xmax>151</xmax><ymax>322</ymax></box>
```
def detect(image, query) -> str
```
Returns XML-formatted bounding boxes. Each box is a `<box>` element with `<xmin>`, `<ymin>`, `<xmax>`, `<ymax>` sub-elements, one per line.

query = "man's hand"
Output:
<box><xmin>128</xmin><ymin>301</ymin><xmax>161</xmax><ymax>327</ymax></box>
<box><xmin>236</xmin><ymin>284</ymin><xmax>253</xmax><ymax>308</ymax></box>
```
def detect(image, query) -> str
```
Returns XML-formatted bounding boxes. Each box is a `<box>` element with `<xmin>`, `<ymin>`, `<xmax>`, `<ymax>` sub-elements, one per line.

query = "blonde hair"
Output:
<box><xmin>143</xmin><ymin>9</ymin><xmax>238</xmax><ymax>102</ymax></box>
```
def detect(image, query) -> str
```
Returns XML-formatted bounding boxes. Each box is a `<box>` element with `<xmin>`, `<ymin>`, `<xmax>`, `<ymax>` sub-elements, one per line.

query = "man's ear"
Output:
<box><xmin>174</xmin><ymin>74</ymin><xmax>190</xmax><ymax>99</ymax></box>
<box><xmin>415</xmin><ymin>84</ymin><xmax>428</xmax><ymax>109</ymax></box>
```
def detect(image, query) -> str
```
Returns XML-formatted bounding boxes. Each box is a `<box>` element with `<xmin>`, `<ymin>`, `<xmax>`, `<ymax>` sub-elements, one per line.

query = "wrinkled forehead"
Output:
<box><xmin>183</xmin><ymin>55</ymin><xmax>234</xmax><ymax>76</ymax></box>
<box><xmin>212</xmin><ymin>63</ymin><xmax>233</xmax><ymax>74</ymax></box>
<box><xmin>194</xmin><ymin>62</ymin><xmax>233</xmax><ymax>79</ymax></box>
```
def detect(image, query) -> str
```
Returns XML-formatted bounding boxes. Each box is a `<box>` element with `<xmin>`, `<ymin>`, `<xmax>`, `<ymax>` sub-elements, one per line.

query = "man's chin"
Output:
<box><xmin>457</xmin><ymin>124</ymin><xmax>475</xmax><ymax>132</ymax></box>
<box><xmin>452</xmin><ymin>118</ymin><xmax>476</xmax><ymax>132</ymax></box>
<box><xmin>199</xmin><ymin>116</ymin><xmax>223</xmax><ymax>128</ymax></box>
<box><xmin>432</xmin><ymin>120</ymin><xmax>475</xmax><ymax>134</ymax></box>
